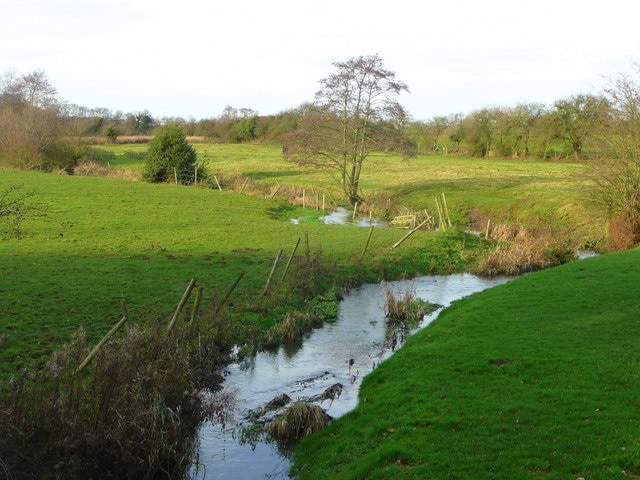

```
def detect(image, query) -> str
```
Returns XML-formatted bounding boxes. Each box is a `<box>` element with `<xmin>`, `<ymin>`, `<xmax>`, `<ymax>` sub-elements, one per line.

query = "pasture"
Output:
<box><xmin>1</xmin><ymin>145</ymin><xmax>604</xmax><ymax>376</ymax></box>
<box><xmin>99</xmin><ymin>143</ymin><xmax>604</xmax><ymax>241</ymax></box>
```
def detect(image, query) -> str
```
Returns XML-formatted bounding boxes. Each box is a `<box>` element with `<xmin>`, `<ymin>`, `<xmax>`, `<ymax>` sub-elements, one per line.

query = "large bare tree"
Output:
<box><xmin>284</xmin><ymin>54</ymin><xmax>409</xmax><ymax>205</ymax></box>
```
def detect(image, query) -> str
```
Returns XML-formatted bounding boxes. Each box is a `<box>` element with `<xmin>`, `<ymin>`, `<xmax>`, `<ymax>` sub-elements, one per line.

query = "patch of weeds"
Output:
<box><xmin>384</xmin><ymin>283</ymin><xmax>439</xmax><ymax>327</ymax></box>
<box><xmin>305</xmin><ymin>291</ymin><xmax>340</xmax><ymax>322</ymax></box>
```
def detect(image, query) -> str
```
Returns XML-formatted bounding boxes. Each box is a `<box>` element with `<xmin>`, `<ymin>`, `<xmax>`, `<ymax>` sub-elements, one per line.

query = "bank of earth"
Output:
<box><xmin>292</xmin><ymin>247</ymin><xmax>640</xmax><ymax>480</ymax></box>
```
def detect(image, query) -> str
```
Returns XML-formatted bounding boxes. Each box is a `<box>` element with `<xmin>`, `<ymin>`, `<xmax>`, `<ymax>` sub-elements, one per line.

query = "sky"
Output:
<box><xmin>2</xmin><ymin>0</ymin><xmax>639</xmax><ymax>121</ymax></box>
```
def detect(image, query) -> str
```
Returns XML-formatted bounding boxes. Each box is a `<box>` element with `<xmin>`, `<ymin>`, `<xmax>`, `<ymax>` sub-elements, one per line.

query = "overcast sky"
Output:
<box><xmin>2</xmin><ymin>0</ymin><xmax>639</xmax><ymax>121</ymax></box>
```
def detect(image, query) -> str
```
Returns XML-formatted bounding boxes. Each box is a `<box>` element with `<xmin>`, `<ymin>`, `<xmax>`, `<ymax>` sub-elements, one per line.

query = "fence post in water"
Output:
<box><xmin>391</xmin><ymin>218</ymin><xmax>430</xmax><ymax>250</ymax></box>
<box><xmin>281</xmin><ymin>237</ymin><xmax>301</xmax><ymax>281</ymax></box>
<box><xmin>485</xmin><ymin>218</ymin><xmax>491</xmax><ymax>240</ymax></box>
<box><xmin>353</xmin><ymin>202</ymin><xmax>358</xmax><ymax>221</ymax></box>
<box><xmin>75</xmin><ymin>300</ymin><xmax>129</xmax><ymax>375</ymax></box>
<box><xmin>167</xmin><ymin>278</ymin><xmax>197</xmax><ymax>333</ymax></box>
<box><xmin>262</xmin><ymin>249</ymin><xmax>283</xmax><ymax>296</ymax></box>
<box><xmin>358</xmin><ymin>225</ymin><xmax>374</xmax><ymax>265</ymax></box>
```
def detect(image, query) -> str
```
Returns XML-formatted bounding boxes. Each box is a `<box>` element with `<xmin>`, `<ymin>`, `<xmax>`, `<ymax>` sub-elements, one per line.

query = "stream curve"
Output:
<box><xmin>191</xmin><ymin>273</ymin><xmax>511</xmax><ymax>479</ymax></box>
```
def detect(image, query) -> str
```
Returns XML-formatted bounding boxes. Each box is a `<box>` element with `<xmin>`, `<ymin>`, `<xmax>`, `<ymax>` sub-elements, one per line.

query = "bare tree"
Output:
<box><xmin>594</xmin><ymin>64</ymin><xmax>640</xmax><ymax>248</ymax></box>
<box><xmin>284</xmin><ymin>54</ymin><xmax>409</xmax><ymax>205</ymax></box>
<box><xmin>0</xmin><ymin>69</ymin><xmax>57</xmax><ymax>110</ymax></box>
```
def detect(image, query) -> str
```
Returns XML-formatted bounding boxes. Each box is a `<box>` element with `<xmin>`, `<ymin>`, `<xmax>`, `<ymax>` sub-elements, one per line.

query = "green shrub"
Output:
<box><xmin>143</xmin><ymin>123</ymin><xmax>197</xmax><ymax>184</ymax></box>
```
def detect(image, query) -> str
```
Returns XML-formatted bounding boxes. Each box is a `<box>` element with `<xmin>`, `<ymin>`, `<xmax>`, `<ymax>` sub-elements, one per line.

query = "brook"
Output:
<box><xmin>191</xmin><ymin>273</ymin><xmax>511</xmax><ymax>479</ymax></box>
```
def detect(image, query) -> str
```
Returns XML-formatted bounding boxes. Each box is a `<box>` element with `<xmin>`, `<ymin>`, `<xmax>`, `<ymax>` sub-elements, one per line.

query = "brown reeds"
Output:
<box><xmin>0</xmin><ymin>293</ymin><xmax>231</xmax><ymax>479</ymax></box>
<box><xmin>474</xmin><ymin>221</ymin><xmax>577</xmax><ymax>277</ymax></box>
<box><xmin>383</xmin><ymin>283</ymin><xmax>437</xmax><ymax>326</ymax></box>
<box><xmin>264</xmin><ymin>401</ymin><xmax>331</xmax><ymax>442</ymax></box>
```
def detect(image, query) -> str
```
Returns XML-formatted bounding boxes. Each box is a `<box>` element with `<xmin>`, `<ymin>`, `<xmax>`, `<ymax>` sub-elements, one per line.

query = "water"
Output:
<box><xmin>191</xmin><ymin>273</ymin><xmax>511</xmax><ymax>479</ymax></box>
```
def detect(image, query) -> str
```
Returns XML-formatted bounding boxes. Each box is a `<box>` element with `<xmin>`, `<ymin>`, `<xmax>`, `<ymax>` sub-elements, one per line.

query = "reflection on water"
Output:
<box><xmin>191</xmin><ymin>273</ymin><xmax>511</xmax><ymax>479</ymax></box>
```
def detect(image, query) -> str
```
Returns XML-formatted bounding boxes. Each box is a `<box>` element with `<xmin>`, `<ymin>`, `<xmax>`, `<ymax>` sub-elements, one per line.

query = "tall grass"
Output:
<box><xmin>1</xmin><ymin>294</ymin><xmax>232</xmax><ymax>479</ymax></box>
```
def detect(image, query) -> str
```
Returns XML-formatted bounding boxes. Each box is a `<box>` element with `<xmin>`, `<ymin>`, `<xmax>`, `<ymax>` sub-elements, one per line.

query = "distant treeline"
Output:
<box><xmin>0</xmin><ymin>68</ymin><xmax>637</xmax><ymax>172</ymax></box>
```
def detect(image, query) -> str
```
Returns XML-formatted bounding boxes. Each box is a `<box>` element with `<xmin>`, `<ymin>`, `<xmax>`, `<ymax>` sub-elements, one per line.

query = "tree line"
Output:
<box><xmin>1</xmin><ymin>65</ymin><xmax>634</xmax><ymax>167</ymax></box>
<box><xmin>2</xmin><ymin>58</ymin><xmax>640</xmax><ymax>248</ymax></box>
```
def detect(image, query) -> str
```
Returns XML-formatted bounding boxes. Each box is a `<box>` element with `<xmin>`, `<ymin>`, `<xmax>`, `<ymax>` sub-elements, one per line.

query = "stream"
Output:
<box><xmin>190</xmin><ymin>273</ymin><xmax>512</xmax><ymax>479</ymax></box>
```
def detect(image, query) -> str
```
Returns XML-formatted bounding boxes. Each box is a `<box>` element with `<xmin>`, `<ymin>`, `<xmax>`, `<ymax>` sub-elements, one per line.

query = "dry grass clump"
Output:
<box><xmin>384</xmin><ymin>283</ymin><xmax>437</xmax><ymax>326</ymax></box>
<box><xmin>474</xmin><ymin>221</ymin><xmax>576</xmax><ymax>277</ymax></box>
<box><xmin>74</xmin><ymin>160</ymin><xmax>142</xmax><ymax>180</ymax></box>
<box><xmin>264</xmin><ymin>401</ymin><xmax>331</xmax><ymax>442</ymax></box>
<box><xmin>264</xmin><ymin>311</ymin><xmax>321</xmax><ymax>345</ymax></box>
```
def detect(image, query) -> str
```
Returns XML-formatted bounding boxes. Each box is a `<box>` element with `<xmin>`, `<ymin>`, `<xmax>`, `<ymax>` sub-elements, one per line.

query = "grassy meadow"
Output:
<box><xmin>292</xmin><ymin>248</ymin><xmax>640</xmax><ymax>479</ymax></box>
<box><xmin>1</xmin><ymin>145</ymin><xmax>605</xmax><ymax>376</ymax></box>
<box><xmin>98</xmin><ymin>143</ymin><xmax>603</xmax><ymax>243</ymax></box>
<box><xmin>1</xmin><ymin>142</ymin><xmax>635</xmax><ymax>478</ymax></box>
<box><xmin>0</xmin><ymin>165</ymin><xmax>483</xmax><ymax>377</ymax></box>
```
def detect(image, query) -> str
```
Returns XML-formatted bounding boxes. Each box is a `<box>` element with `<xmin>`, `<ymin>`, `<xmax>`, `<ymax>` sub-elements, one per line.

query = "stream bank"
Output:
<box><xmin>191</xmin><ymin>273</ymin><xmax>511</xmax><ymax>479</ymax></box>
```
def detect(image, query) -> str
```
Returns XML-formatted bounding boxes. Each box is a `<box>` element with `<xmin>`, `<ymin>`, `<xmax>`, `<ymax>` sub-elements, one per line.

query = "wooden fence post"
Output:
<box><xmin>281</xmin><ymin>237</ymin><xmax>301</xmax><ymax>281</ymax></box>
<box><xmin>391</xmin><ymin>218</ymin><xmax>430</xmax><ymax>250</ymax></box>
<box><xmin>239</xmin><ymin>177</ymin><xmax>249</xmax><ymax>194</ymax></box>
<box><xmin>215</xmin><ymin>271</ymin><xmax>244</xmax><ymax>314</ymax></box>
<box><xmin>167</xmin><ymin>278</ymin><xmax>197</xmax><ymax>333</ymax></box>
<box><xmin>358</xmin><ymin>225</ymin><xmax>374</xmax><ymax>265</ymax></box>
<box><xmin>262</xmin><ymin>249</ymin><xmax>283</xmax><ymax>296</ymax></box>
<box><xmin>75</xmin><ymin>301</ymin><xmax>129</xmax><ymax>374</ymax></box>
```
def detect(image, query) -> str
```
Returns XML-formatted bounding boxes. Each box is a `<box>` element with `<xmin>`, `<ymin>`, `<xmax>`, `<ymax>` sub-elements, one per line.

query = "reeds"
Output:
<box><xmin>0</xmin><ymin>303</ymin><xmax>231</xmax><ymax>479</ymax></box>
<box><xmin>474</xmin><ymin>221</ymin><xmax>577</xmax><ymax>276</ymax></box>
<box><xmin>384</xmin><ymin>283</ymin><xmax>437</xmax><ymax>326</ymax></box>
<box><xmin>264</xmin><ymin>401</ymin><xmax>331</xmax><ymax>442</ymax></box>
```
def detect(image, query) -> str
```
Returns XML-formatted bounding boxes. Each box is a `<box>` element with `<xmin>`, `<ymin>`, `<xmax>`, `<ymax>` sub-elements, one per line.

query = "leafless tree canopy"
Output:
<box><xmin>283</xmin><ymin>54</ymin><xmax>410</xmax><ymax>205</ymax></box>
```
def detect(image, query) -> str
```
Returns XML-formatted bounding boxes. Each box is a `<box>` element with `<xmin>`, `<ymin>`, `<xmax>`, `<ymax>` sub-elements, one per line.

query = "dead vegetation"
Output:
<box><xmin>474</xmin><ymin>221</ymin><xmax>577</xmax><ymax>277</ymax></box>
<box><xmin>73</xmin><ymin>160</ymin><xmax>142</xmax><ymax>180</ymax></box>
<box><xmin>0</xmin><ymin>294</ymin><xmax>232</xmax><ymax>479</ymax></box>
<box><xmin>264</xmin><ymin>401</ymin><xmax>331</xmax><ymax>442</ymax></box>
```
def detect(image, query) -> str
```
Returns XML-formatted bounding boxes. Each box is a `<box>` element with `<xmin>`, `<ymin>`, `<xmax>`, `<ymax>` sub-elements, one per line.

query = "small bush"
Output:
<box><xmin>143</xmin><ymin>123</ymin><xmax>197</xmax><ymax>184</ymax></box>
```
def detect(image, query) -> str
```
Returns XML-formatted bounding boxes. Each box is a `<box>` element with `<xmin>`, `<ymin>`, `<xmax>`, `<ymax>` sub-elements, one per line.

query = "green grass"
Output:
<box><xmin>95</xmin><ymin>143</ymin><xmax>604</xmax><ymax>244</ymax></box>
<box><xmin>0</xmin><ymin>168</ymin><xmax>481</xmax><ymax>377</ymax></box>
<box><xmin>292</xmin><ymin>248</ymin><xmax>640</xmax><ymax>479</ymax></box>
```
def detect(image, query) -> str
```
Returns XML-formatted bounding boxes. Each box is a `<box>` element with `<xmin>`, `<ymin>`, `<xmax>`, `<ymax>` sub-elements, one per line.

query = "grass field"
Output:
<box><xmin>97</xmin><ymin>143</ymin><xmax>603</xmax><ymax>243</ymax></box>
<box><xmin>0</xmin><ymin>167</ymin><xmax>483</xmax><ymax>377</ymax></box>
<box><xmin>1</xmin><ymin>143</ymin><xmax>634</xmax><ymax>478</ymax></box>
<box><xmin>292</xmin><ymin>248</ymin><xmax>640</xmax><ymax>479</ymax></box>
<box><xmin>0</xmin><ymin>145</ymin><xmax>605</xmax><ymax>376</ymax></box>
